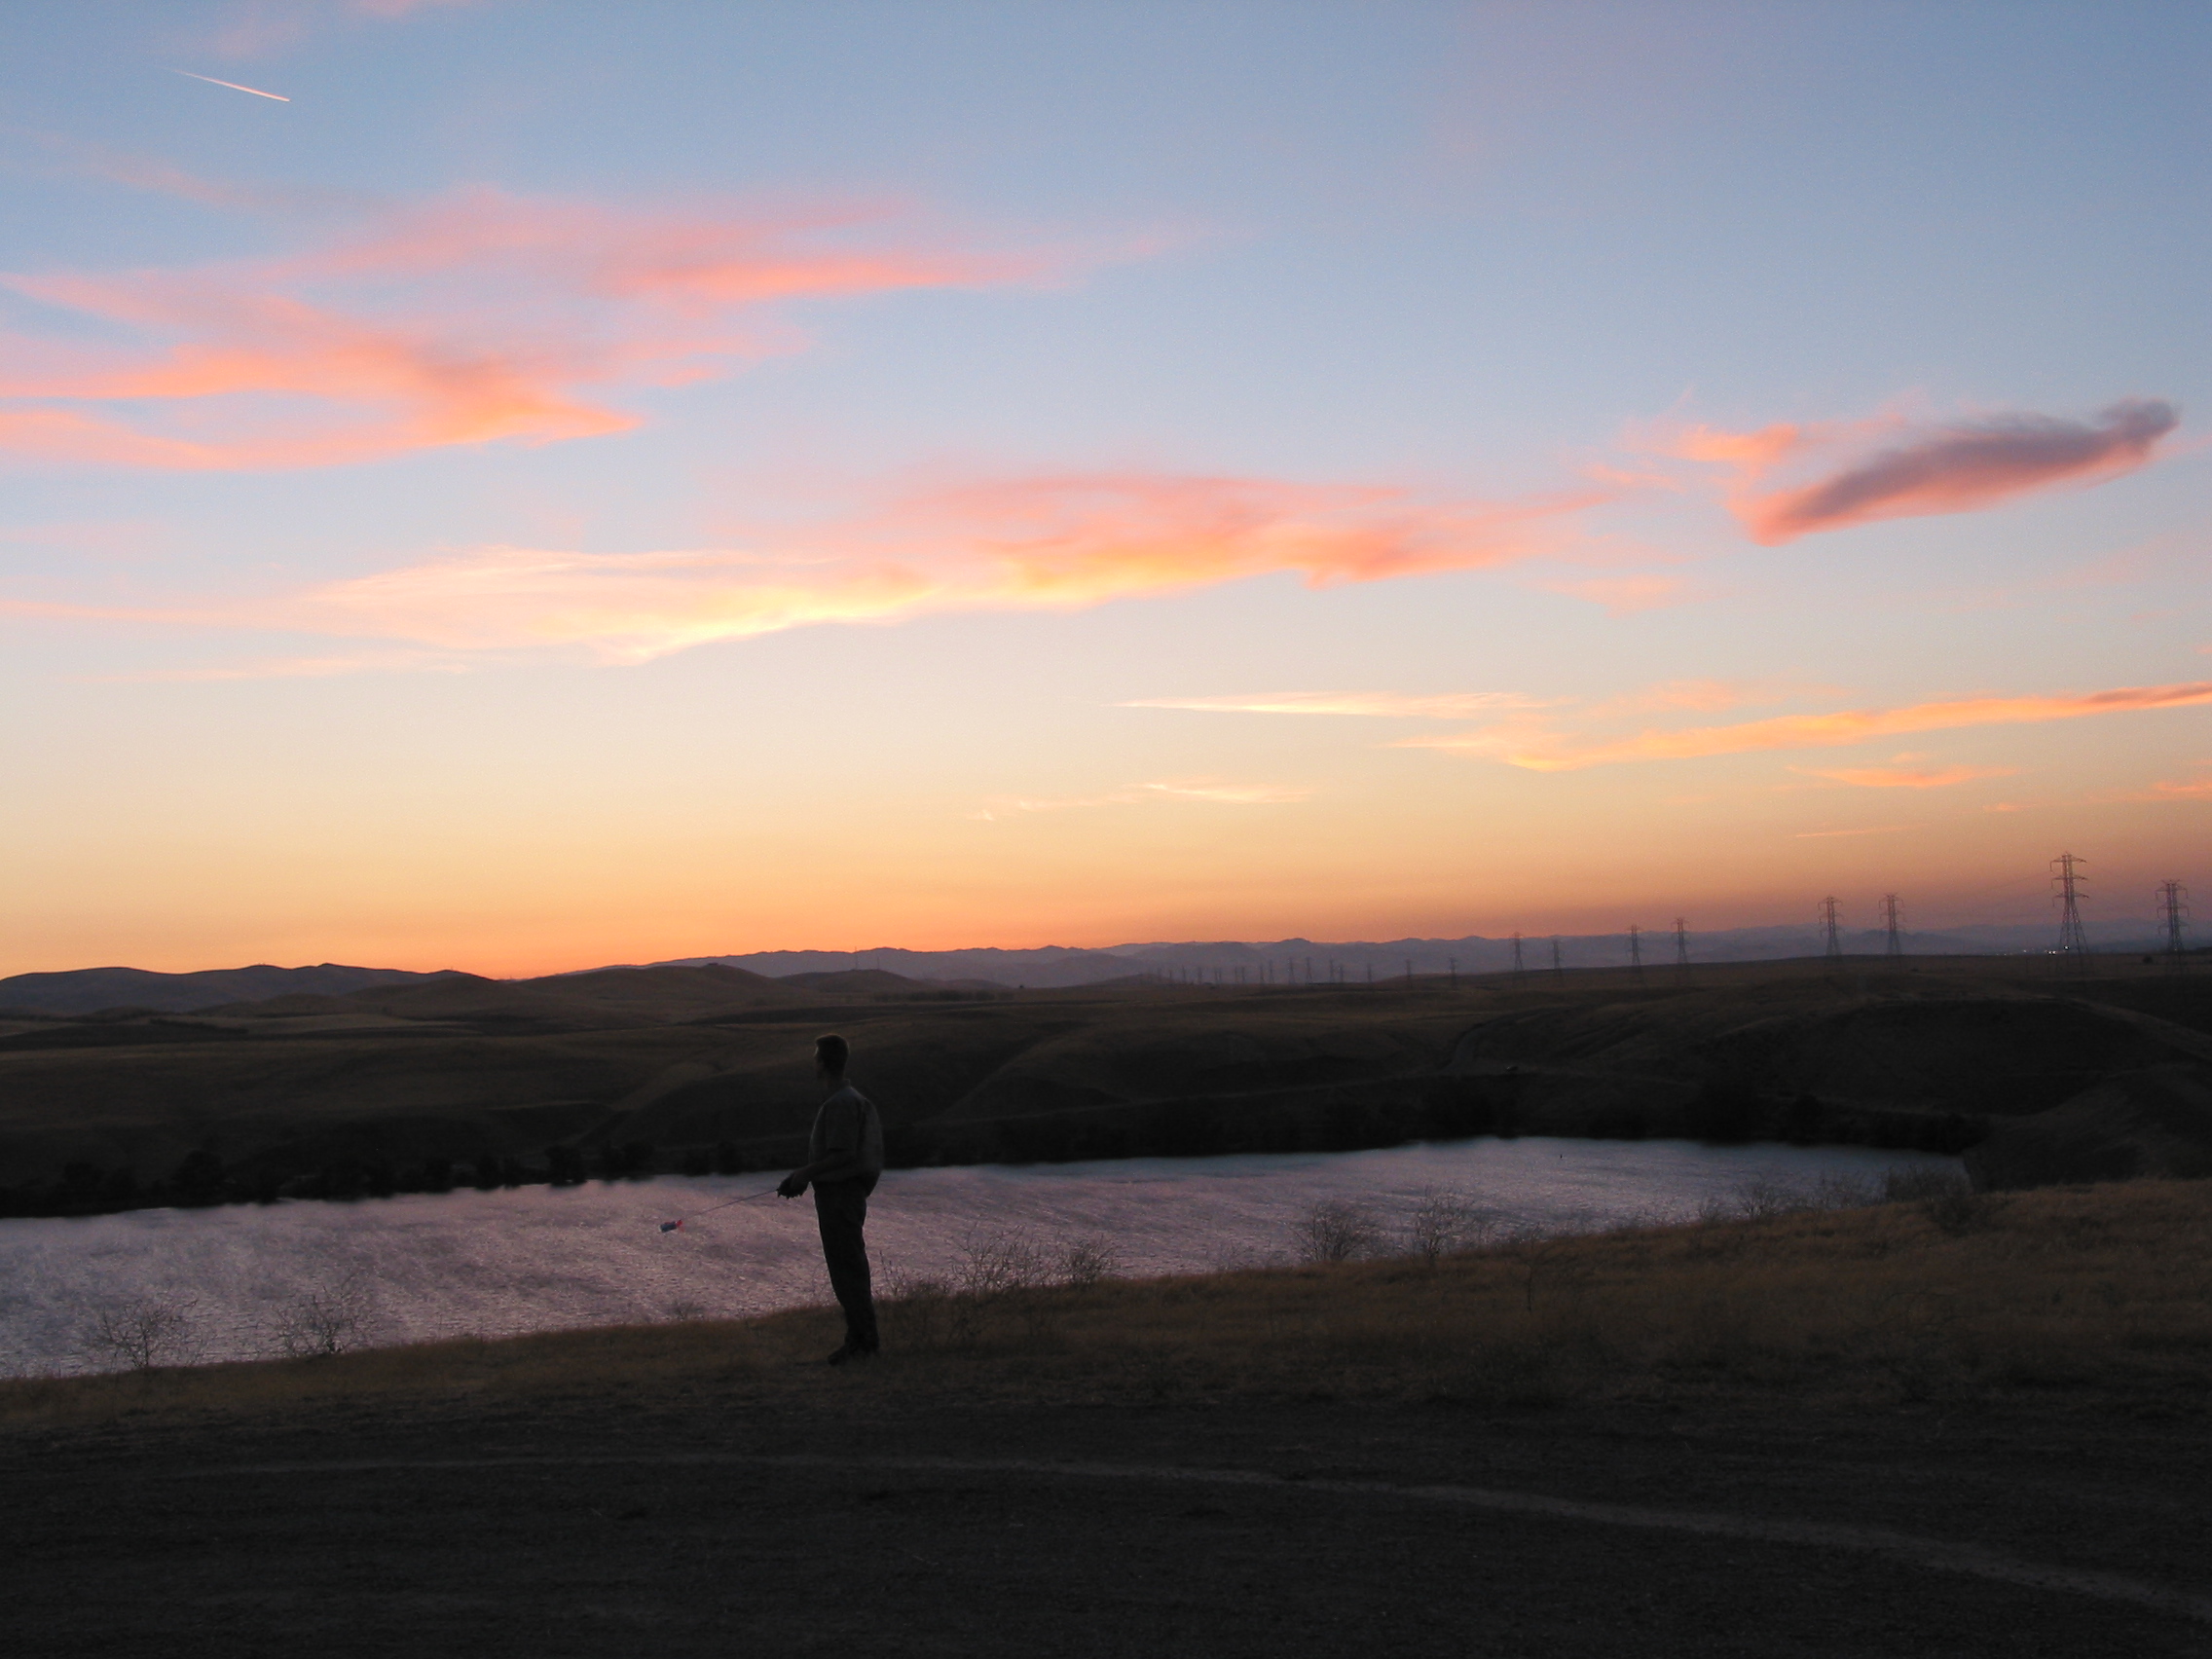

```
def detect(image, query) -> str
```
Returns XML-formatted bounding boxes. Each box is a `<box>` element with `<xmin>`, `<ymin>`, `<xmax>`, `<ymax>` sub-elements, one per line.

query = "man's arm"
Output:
<box><xmin>777</xmin><ymin>1097</ymin><xmax>866</xmax><ymax>1196</ymax></box>
<box><xmin>777</xmin><ymin>1146</ymin><xmax>866</xmax><ymax>1197</ymax></box>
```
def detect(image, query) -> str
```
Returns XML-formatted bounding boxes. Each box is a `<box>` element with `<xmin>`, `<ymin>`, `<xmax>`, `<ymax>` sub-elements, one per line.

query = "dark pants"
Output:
<box><xmin>812</xmin><ymin>1175</ymin><xmax>878</xmax><ymax>1351</ymax></box>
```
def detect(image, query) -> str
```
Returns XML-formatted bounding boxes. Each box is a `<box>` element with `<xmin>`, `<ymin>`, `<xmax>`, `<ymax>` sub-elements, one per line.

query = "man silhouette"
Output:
<box><xmin>778</xmin><ymin>1034</ymin><xmax>884</xmax><ymax>1363</ymax></box>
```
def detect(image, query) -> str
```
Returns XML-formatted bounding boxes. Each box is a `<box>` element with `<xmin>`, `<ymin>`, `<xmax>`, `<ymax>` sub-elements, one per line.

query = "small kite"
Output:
<box><xmin>659</xmin><ymin>1186</ymin><xmax>781</xmax><ymax>1233</ymax></box>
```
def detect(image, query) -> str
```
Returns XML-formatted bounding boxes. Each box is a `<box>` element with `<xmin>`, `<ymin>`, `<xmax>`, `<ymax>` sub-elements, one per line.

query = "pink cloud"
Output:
<box><xmin>1</xmin><ymin>470</ymin><xmax>1604</xmax><ymax>664</ymax></box>
<box><xmin>0</xmin><ymin>190</ymin><xmax>1067</xmax><ymax>471</ymax></box>
<box><xmin>1665</xmin><ymin>400</ymin><xmax>2179</xmax><ymax>543</ymax></box>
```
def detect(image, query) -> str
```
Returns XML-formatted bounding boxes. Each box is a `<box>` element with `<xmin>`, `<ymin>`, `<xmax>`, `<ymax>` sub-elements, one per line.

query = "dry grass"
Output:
<box><xmin>7</xmin><ymin>1179</ymin><xmax>2209</xmax><ymax>1430</ymax></box>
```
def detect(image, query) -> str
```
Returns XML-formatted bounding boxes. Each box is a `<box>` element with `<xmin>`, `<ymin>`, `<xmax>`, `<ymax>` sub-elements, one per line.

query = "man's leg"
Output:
<box><xmin>812</xmin><ymin>1177</ymin><xmax>879</xmax><ymax>1355</ymax></box>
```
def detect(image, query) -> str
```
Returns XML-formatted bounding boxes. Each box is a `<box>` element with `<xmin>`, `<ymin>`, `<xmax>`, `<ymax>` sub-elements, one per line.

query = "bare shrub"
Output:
<box><xmin>1293</xmin><ymin>1199</ymin><xmax>1382</xmax><ymax>1264</ymax></box>
<box><xmin>270</xmin><ymin>1270</ymin><xmax>377</xmax><ymax>1359</ymax></box>
<box><xmin>960</xmin><ymin>1229</ymin><xmax>1064</xmax><ymax>1345</ymax></box>
<box><xmin>1808</xmin><ymin>1171</ymin><xmax>1881</xmax><ymax>1209</ymax></box>
<box><xmin>1404</xmin><ymin>1190</ymin><xmax>1493</xmax><ymax>1266</ymax></box>
<box><xmin>1705</xmin><ymin>1177</ymin><xmax>1814</xmax><ymax>1223</ymax></box>
<box><xmin>80</xmin><ymin>1295</ymin><xmax>199</xmax><ymax>1373</ymax></box>
<box><xmin>1698</xmin><ymin>1172</ymin><xmax>1882</xmax><ymax>1227</ymax></box>
<box><xmin>1500</xmin><ymin>1231</ymin><xmax>1594</xmax><ymax>1312</ymax></box>
<box><xmin>957</xmin><ymin>1229</ymin><xmax>1048</xmax><ymax>1298</ymax></box>
<box><xmin>1057</xmin><ymin>1235</ymin><xmax>1123</xmax><ymax>1290</ymax></box>
<box><xmin>1875</xmin><ymin>1165</ymin><xmax>1998</xmax><ymax>1234</ymax></box>
<box><xmin>877</xmin><ymin>1232</ymin><xmax>1058</xmax><ymax>1351</ymax></box>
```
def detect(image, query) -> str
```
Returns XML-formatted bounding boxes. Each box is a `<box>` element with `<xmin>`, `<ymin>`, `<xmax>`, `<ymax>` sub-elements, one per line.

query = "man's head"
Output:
<box><xmin>815</xmin><ymin>1033</ymin><xmax>849</xmax><ymax>1082</ymax></box>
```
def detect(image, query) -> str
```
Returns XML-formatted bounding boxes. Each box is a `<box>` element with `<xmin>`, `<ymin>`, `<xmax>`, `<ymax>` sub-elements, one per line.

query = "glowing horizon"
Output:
<box><xmin>2</xmin><ymin>4</ymin><xmax>2207</xmax><ymax>977</ymax></box>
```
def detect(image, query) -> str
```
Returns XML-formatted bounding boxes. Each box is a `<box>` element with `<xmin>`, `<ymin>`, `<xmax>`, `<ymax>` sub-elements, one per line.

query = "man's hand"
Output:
<box><xmin>777</xmin><ymin>1171</ymin><xmax>809</xmax><ymax>1198</ymax></box>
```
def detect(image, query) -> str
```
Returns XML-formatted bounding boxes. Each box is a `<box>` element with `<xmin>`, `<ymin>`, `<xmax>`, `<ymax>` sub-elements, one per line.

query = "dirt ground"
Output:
<box><xmin>6</xmin><ymin>1376</ymin><xmax>2208</xmax><ymax>1658</ymax></box>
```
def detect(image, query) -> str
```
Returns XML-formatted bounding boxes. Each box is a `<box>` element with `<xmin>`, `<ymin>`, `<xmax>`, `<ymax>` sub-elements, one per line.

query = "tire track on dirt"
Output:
<box><xmin>166</xmin><ymin>1450</ymin><xmax>2212</xmax><ymax>1625</ymax></box>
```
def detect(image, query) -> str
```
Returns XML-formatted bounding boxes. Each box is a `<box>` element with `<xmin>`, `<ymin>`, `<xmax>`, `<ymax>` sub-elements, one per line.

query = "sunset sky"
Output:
<box><xmin>4</xmin><ymin>1</ymin><xmax>2208</xmax><ymax>977</ymax></box>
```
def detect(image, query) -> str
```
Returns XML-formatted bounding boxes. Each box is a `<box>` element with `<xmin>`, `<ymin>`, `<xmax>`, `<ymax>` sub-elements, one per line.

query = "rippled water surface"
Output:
<box><xmin>0</xmin><ymin>1137</ymin><xmax>1957</xmax><ymax>1375</ymax></box>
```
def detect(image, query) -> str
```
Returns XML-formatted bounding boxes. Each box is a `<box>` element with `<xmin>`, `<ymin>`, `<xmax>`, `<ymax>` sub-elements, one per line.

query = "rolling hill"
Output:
<box><xmin>0</xmin><ymin>963</ymin><xmax>463</xmax><ymax>1016</ymax></box>
<box><xmin>1</xmin><ymin>956</ymin><xmax>2207</xmax><ymax>1210</ymax></box>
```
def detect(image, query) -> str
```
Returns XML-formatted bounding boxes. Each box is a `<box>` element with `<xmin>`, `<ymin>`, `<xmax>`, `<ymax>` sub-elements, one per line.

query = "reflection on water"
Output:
<box><xmin>0</xmin><ymin>1137</ymin><xmax>1956</xmax><ymax>1376</ymax></box>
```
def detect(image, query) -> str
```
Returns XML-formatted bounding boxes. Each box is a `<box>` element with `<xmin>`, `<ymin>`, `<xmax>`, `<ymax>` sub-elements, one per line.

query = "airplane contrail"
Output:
<box><xmin>169</xmin><ymin>69</ymin><xmax>291</xmax><ymax>102</ymax></box>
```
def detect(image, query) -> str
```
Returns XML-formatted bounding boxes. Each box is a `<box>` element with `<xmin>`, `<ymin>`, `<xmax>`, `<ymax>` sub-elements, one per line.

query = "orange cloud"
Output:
<box><xmin>0</xmin><ymin>190</ymin><xmax>1061</xmax><ymax>470</ymax></box>
<box><xmin>2132</xmin><ymin>769</ymin><xmax>2212</xmax><ymax>801</ymax></box>
<box><xmin>1792</xmin><ymin>763</ymin><xmax>2019</xmax><ymax>789</ymax></box>
<box><xmin>1405</xmin><ymin>680</ymin><xmax>2212</xmax><ymax>770</ymax></box>
<box><xmin>3</xmin><ymin>471</ymin><xmax>1601</xmax><ymax>663</ymax></box>
<box><xmin>1664</xmin><ymin>400</ymin><xmax>2178</xmax><ymax>543</ymax></box>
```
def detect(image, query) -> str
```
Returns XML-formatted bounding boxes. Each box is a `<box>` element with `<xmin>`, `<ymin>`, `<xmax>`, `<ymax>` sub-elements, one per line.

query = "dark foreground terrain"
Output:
<box><xmin>7</xmin><ymin>1393</ymin><xmax>2209</xmax><ymax>1658</ymax></box>
<box><xmin>7</xmin><ymin>1180</ymin><xmax>2209</xmax><ymax>1656</ymax></box>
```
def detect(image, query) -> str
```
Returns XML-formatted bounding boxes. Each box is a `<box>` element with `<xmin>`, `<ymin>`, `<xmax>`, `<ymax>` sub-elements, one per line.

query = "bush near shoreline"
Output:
<box><xmin>8</xmin><ymin>1176</ymin><xmax>2206</xmax><ymax>1429</ymax></box>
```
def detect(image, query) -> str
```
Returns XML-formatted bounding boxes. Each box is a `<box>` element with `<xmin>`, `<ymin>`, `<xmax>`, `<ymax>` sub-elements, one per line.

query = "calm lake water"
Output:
<box><xmin>0</xmin><ymin>1137</ymin><xmax>1957</xmax><ymax>1376</ymax></box>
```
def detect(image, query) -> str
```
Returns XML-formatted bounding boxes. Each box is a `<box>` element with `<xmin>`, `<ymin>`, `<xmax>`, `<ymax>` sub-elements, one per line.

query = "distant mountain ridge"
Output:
<box><xmin>653</xmin><ymin>918</ymin><xmax>2175</xmax><ymax>988</ymax></box>
<box><xmin>5</xmin><ymin>916</ymin><xmax>2180</xmax><ymax>1014</ymax></box>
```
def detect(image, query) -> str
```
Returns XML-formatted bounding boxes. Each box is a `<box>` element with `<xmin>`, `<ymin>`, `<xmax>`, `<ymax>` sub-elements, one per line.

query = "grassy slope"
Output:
<box><xmin>3</xmin><ymin>958</ymin><xmax>2208</xmax><ymax>1192</ymax></box>
<box><xmin>9</xmin><ymin>1178</ymin><xmax>2207</xmax><ymax>1429</ymax></box>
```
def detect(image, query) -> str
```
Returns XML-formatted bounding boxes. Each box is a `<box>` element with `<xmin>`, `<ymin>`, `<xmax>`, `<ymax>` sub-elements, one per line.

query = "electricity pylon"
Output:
<box><xmin>1820</xmin><ymin>897</ymin><xmax>1842</xmax><ymax>960</ymax></box>
<box><xmin>1627</xmin><ymin>923</ymin><xmax>1643</xmax><ymax>982</ymax></box>
<box><xmin>1881</xmin><ymin>893</ymin><xmax>1903</xmax><ymax>958</ymax></box>
<box><xmin>1674</xmin><ymin>916</ymin><xmax>1691</xmax><ymax>982</ymax></box>
<box><xmin>1510</xmin><ymin>931</ymin><xmax>1526</xmax><ymax>977</ymax></box>
<box><xmin>2052</xmin><ymin>852</ymin><xmax>2089</xmax><ymax>974</ymax></box>
<box><xmin>1551</xmin><ymin>936</ymin><xmax>1564</xmax><ymax>980</ymax></box>
<box><xmin>2158</xmin><ymin>881</ymin><xmax>2189</xmax><ymax>966</ymax></box>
